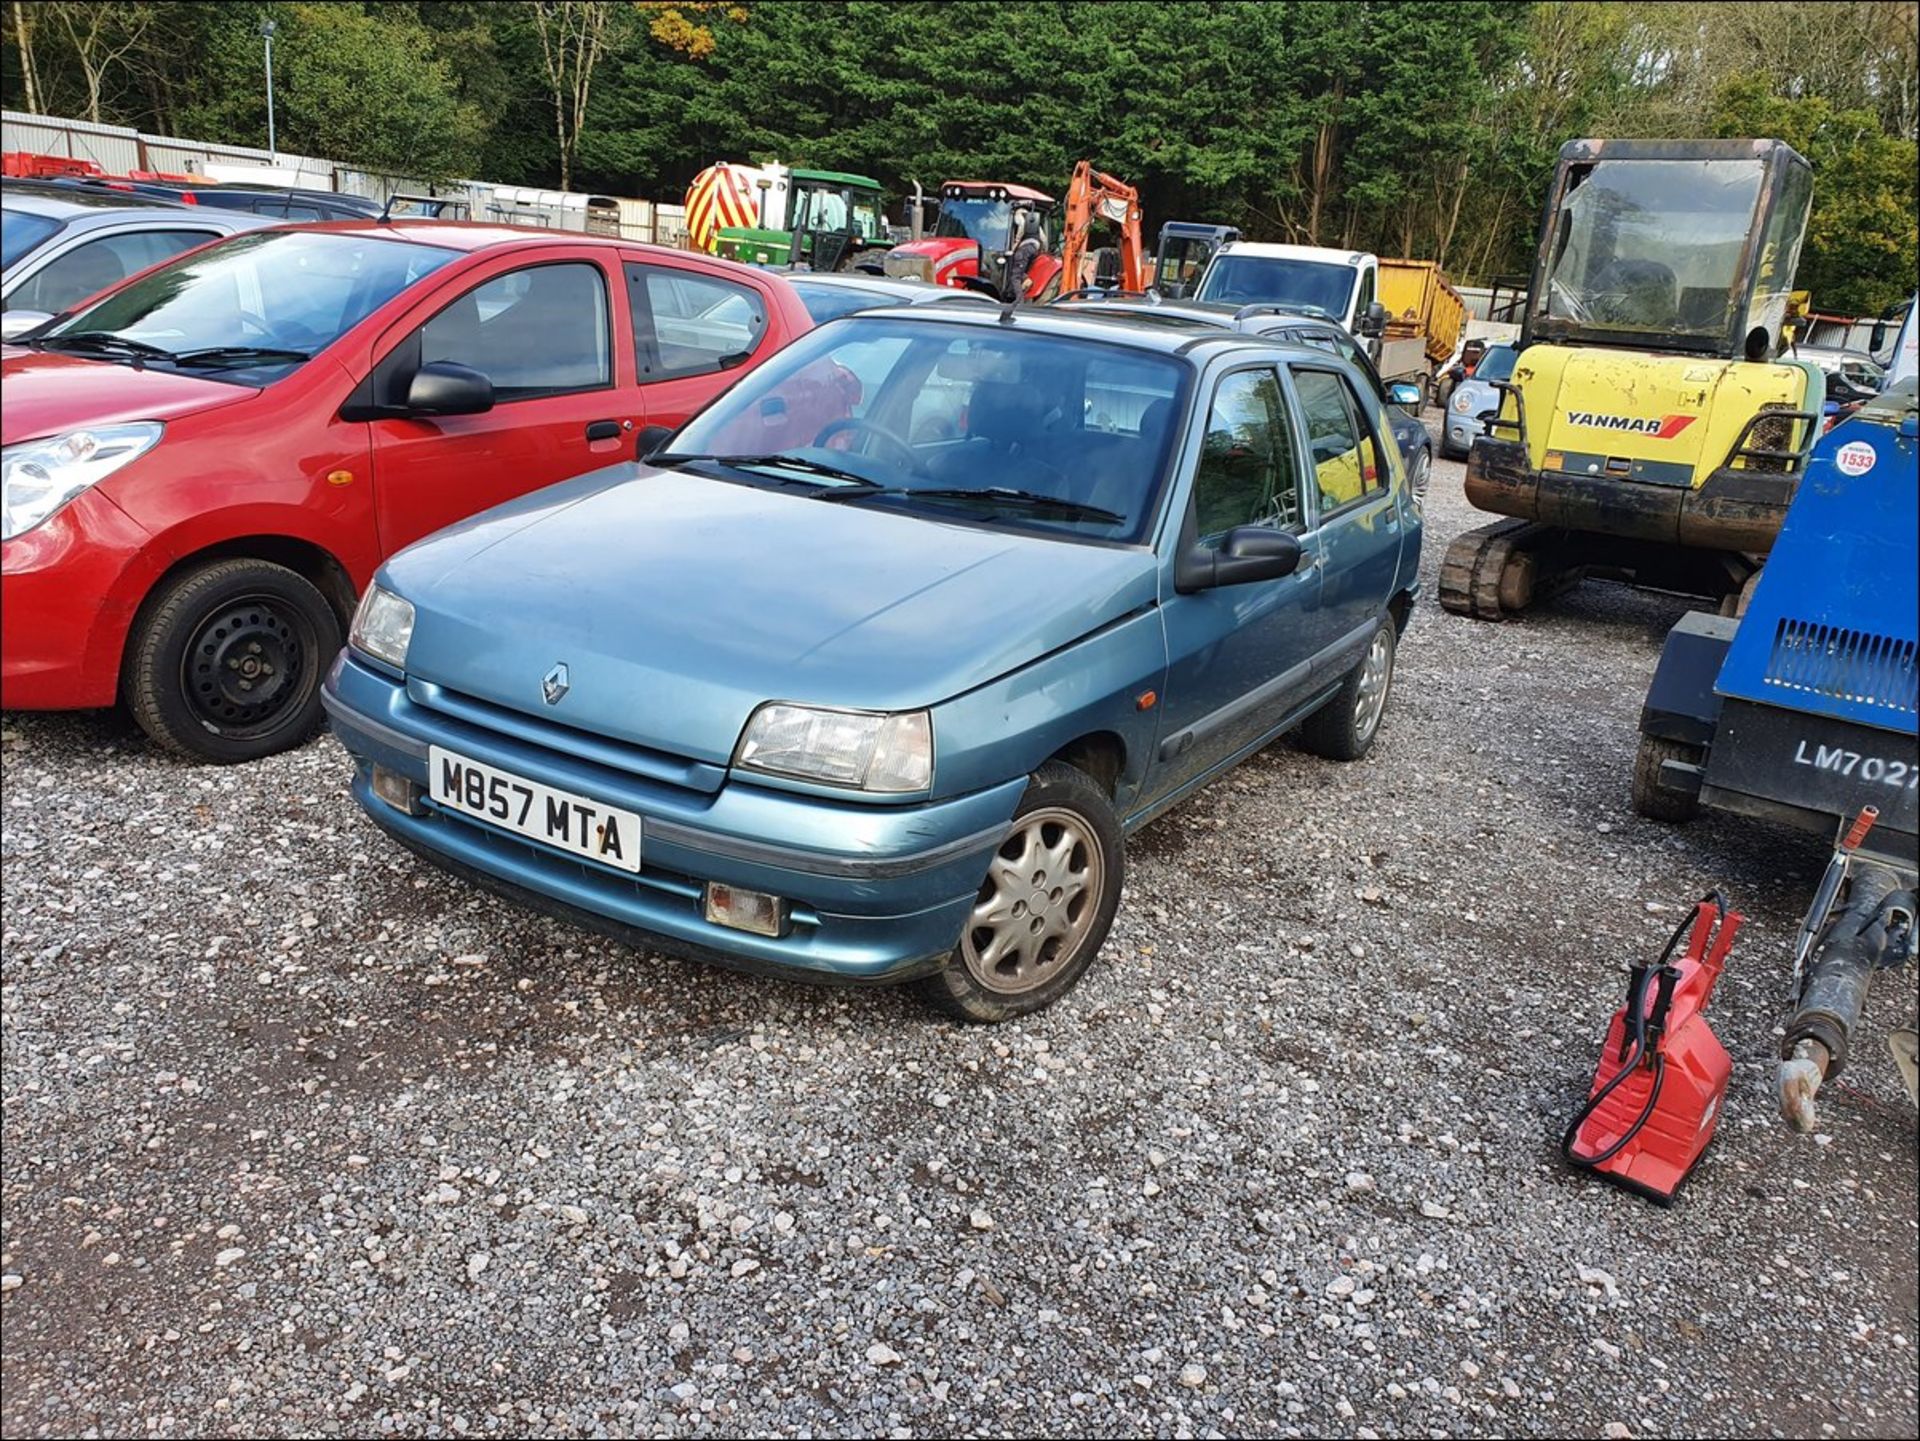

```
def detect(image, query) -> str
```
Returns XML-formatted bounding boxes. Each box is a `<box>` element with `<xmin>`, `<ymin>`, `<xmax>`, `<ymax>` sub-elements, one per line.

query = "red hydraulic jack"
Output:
<box><xmin>1562</xmin><ymin>892</ymin><xmax>1744</xmax><ymax>1205</ymax></box>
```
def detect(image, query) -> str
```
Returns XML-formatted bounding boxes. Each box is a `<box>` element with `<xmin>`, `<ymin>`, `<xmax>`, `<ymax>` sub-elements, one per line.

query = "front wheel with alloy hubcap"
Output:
<box><xmin>125</xmin><ymin>558</ymin><xmax>340</xmax><ymax>763</ymax></box>
<box><xmin>1408</xmin><ymin>446</ymin><xmax>1431</xmax><ymax>496</ymax></box>
<box><xmin>1298</xmin><ymin>620</ymin><xmax>1396</xmax><ymax>761</ymax></box>
<box><xmin>918</xmin><ymin>760</ymin><xmax>1125</xmax><ymax>1023</ymax></box>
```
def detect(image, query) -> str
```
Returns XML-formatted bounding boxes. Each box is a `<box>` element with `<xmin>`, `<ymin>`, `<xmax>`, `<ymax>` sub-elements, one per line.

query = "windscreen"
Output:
<box><xmin>2</xmin><ymin>209</ymin><xmax>63</xmax><ymax>272</ymax></box>
<box><xmin>1537</xmin><ymin>158</ymin><xmax>1766</xmax><ymax>342</ymax></box>
<box><xmin>1476</xmin><ymin>345</ymin><xmax>1517</xmax><ymax>382</ymax></box>
<box><xmin>49</xmin><ymin>229</ymin><xmax>457</xmax><ymax>380</ymax></box>
<box><xmin>1195</xmin><ymin>256</ymin><xmax>1356</xmax><ymax>320</ymax></box>
<box><xmin>667</xmin><ymin>317</ymin><xmax>1188</xmax><ymax>543</ymax></box>
<box><xmin>935</xmin><ymin>198</ymin><xmax>1011</xmax><ymax>248</ymax></box>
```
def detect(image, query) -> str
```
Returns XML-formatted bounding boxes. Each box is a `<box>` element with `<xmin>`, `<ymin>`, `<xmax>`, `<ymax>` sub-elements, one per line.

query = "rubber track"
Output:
<box><xmin>1438</xmin><ymin>518</ymin><xmax>1535</xmax><ymax>619</ymax></box>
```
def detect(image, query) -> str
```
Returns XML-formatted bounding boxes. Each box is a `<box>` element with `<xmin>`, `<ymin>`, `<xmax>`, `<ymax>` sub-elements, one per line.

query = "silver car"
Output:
<box><xmin>2</xmin><ymin>184</ymin><xmax>275</xmax><ymax>339</ymax></box>
<box><xmin>1441</xmin><ymin>341</ymin><xmax>1518</xmax><ymax>460</ymax></box>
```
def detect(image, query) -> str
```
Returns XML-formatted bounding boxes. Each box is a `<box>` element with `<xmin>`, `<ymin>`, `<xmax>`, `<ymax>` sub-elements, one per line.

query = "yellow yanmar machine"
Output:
<box><xmin>1441</xmin><ymin>138</ymin><xmax>1820</xmax><ymax>619</ymax></box>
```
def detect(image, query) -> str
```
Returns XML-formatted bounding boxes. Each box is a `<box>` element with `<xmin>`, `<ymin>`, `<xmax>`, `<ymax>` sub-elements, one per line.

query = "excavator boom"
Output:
<box><xmin>1061</xmin><ymin>160</ymin><xmax>1146</xmax><ymax>295</ymax></box>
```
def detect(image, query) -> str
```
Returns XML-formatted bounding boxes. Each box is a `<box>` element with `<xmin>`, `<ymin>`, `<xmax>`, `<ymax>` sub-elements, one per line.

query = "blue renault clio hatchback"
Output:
<box><xmin>325</xmin><ymin>308</ymin><xmax>1422</xmax><ymax>1020</ymax></box>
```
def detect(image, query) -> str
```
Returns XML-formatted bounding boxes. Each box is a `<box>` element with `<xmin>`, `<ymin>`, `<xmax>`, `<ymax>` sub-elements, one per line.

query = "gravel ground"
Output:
<box><xmin>3</xmin><ymin>437</ymin><xmax>1916</xmax><ymax>1440</ymax></box>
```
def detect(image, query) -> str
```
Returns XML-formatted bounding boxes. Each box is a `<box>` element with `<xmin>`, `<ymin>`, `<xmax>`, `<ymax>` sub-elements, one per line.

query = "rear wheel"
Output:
<box><xmin>918</xmin><ymin>760</ymin><xmax>1124</xmax><ymax>1023</ymax></box>
<box><xmin>125</xmin><ymin>559</ymin><xmax>339</xmax><ymax>764</ymax></box>
<box><xmin>1631</xmin><ymin>734</ymin><xmax>1704</xmax><ymax>822</ymax></box>
<box><xmin>1298</xmin><ymin>622</ymin><xmax>1396</xmax><ymax>761</ymax></box>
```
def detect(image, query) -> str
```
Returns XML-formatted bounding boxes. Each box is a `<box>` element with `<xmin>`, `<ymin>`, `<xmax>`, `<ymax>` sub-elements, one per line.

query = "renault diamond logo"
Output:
<box><xmin>542</xmin><ymin>663</ymin><xmax>570</xmax><ymax>706</ymax></box>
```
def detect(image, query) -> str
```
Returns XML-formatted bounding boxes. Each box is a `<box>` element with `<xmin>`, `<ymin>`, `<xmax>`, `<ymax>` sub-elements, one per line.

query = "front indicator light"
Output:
<box><xmin>371</xmin><ymin>765</ymin><xmax>425</xmax><ymax>815</ymax></box>
<box><xmin>705</xmin><ymin>883</ymin><xmax>788</xmax><ymax>937</ymax></box>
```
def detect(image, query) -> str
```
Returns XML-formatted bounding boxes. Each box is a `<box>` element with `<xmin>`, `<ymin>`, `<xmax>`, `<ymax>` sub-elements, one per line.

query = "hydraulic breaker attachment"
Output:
<box><xmin>1778</xmin><ymin>858</ymin><xmax>1918</xmax><ymax>1132</ymax></box>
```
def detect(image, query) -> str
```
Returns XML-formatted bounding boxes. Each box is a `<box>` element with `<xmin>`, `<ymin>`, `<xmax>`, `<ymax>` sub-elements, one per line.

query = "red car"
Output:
<box><xmin>1</xmin><ymin>221</ymin><xmax>823</xmax><ymax>761</ymax></box>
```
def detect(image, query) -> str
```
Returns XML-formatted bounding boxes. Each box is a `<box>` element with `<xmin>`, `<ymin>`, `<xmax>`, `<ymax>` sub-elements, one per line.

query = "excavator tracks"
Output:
<box><xmin>1439</xmin><ymin>520</ymin><xmax>1563</xmax><ymax>620</ymax></box>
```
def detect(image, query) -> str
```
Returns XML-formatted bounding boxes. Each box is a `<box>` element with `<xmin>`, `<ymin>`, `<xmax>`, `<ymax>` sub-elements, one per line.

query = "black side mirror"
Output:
<box><xmin>635</xmin><ymin>423</ymin><xmax>673</xmax><ymax>461</ymax></box>
<box><xmin>1176</xmin><ymin>526</ymin><xmax>1303</xmax><ymax>592</ymax></box>
<box><xmin>1870</xmin><ymin>319</ymin><xmax>1888</xmax><ymax>351</ymax></box>
<box><xmin>406</xmin><ymin>360</ymin><xmax>493</xmax><ymax>416</ymax></box>
<box><xmin>1358</xmin><ymin>300</ymin><xmax>1388</xmax><ymax>338</ymax></box>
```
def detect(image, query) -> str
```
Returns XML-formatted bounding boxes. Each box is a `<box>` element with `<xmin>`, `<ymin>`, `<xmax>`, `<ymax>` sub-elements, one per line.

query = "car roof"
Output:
<box><xmin>232</xmin><ymin>219</ymin><xmax>724</xmax><ymax>259</ymax></box>
<box><xmin>787</xmin><ymin>274</ymin><xmax>988</xmax><ymax>304</ymax></box>
<box><xmin>1215</xmin><ymin>241</ymin><xmax>1370</xmax><ymax>266</ymax></box>
<box><xmin>3</xmin><ymin>184</ymin><xmax>192</xmax><ymax>216</ymax></box>
<box><xmin>836</xmin><ymin>302</ymin><xmax>1326</xmax><ymax>362</ymax></box>
<box><xmin>1053</xmin><ymin>297</ymin><xmax>1351</xmax><ymax>335</ymax></box>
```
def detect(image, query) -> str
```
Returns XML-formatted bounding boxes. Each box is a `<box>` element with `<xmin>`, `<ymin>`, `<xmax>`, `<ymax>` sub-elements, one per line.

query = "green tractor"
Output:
<box><xmin>709</xmin><ymin>165</ymin><xmax>896</xmax><ymax>272</ymax></box>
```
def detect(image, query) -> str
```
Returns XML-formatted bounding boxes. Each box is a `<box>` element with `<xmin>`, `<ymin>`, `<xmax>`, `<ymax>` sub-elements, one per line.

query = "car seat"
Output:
<box><xmin>926</xmin><ymin>380</ymin><xmax>1061</xmax><ymax>491</ymax></box>
<box><xmin>36</xmin><ymin>240</ymin><xmax>127</xmax><ymax>313</ymax></box>
<box><xmin>1592</xmin><ymin>258</ymin><xmax>1677</xmax><ymax>328</ymax></box>
<box><xmin>1069</xmin><ymin>395</ymin><xmax>1175</xmax><ymax>521</ymax></box>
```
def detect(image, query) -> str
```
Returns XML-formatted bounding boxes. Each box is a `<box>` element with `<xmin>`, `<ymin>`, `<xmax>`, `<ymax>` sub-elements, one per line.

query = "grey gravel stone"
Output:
<box><xmin>1</xmin><ymin>444</ymin><xmax>1915</xmax><ymax>1438</ymax></box>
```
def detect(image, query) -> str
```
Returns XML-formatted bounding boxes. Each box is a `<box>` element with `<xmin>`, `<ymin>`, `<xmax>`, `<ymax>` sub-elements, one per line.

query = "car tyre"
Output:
<box><xmin>1630</xmin><ymin>734</ymin><xmax>1703</xmax><ymax>822</ymax></box>
<box><xmin>918</xmin><ymin>760</ymin><xmax>1125</xmax><ymax>1023</ymax></box>
<box><xmin>1298</xmin><ymin>620</ymin><xmax>1395</xmax><ymax>762</ymax></box>
<box><xmin>1408</xmin><ymin>445</ymin><xmax>1431</xmax><ymax>496</ymax></box>
<box><xmin>125</xmin><ymin>558</ymin><xmax>340</xmax><ymax>764</ymax></box>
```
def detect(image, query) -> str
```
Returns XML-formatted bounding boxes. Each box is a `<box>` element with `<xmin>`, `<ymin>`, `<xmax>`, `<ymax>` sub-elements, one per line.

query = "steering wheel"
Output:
<box><xmin>813</xmin><ymin>416</ymin><xmax>918</xmax><ymax>473</ymax></box>
<box><xmin>235</xmin><ymin>309</ymin><xmax>325</xmax><ymax>351</ymax></box>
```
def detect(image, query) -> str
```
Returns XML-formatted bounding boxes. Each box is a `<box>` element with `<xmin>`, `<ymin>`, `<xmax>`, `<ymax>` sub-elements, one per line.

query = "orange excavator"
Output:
<box><xmin>1059</xmin><ymin>160</ymin><xmax>1147</xmax><ymax>296</ymax></box>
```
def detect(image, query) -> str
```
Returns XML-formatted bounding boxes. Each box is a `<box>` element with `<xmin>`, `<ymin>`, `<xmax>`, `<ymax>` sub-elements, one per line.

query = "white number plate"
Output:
<box><xmin>428</xmin><ymin>746</ymin><xmax>642</xmax><ymax>873</ymax></box>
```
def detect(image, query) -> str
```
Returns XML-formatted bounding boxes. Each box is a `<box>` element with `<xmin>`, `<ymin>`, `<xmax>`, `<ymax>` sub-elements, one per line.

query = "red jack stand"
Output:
<box><xmin>1562</xmin><ymin>893</ymin><xmax>1744</xmax><ymax>1205</ymax></box>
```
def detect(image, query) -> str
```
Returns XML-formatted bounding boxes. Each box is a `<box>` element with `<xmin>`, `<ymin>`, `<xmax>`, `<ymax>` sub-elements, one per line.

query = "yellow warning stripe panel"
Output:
<box><xmin>684</xmin><ymin>165</ymin><xmax>758</xmax><ymax>253</ymax></box>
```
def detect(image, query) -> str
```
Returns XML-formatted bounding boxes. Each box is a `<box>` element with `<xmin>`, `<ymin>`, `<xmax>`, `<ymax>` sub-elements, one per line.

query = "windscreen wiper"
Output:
<box><xmin>169</xmin><ymin>345</ymin><xmax>311</xmax><ymax>369</ymax></box>
<box><xmin>649</xmin><ymin>451</ymin><xmax>882</xmax><ymax>488</ymax></box>
<box><xmin>814</xmin><ymin>484</ymin><xmax>1125</xmax><ymax>525</ymax></box>
<box><xmin>33</xmin><ymin>332</ymin><xmax>176</xmax><ymax>361</ymax></box>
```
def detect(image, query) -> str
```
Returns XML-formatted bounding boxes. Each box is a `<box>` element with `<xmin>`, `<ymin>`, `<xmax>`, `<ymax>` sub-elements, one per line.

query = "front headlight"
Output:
<box><xmin>1</xmin><ymin>422</ymin><xmax>164</xmax><ymax>541</ymax></box>
<box><xmin>349</xmin><ymin>585</ymin><xmax>415</xmax><ymax>670</ymax></box>
<box><xmin>734</xmin><ymin>703</ymin><xmax>932</xmax><ymax>793</ymax></box>
<box><xmin>1450</xmin><ymin>389</ymin><xmax>1475</xmax><ymax>414</ymax></box>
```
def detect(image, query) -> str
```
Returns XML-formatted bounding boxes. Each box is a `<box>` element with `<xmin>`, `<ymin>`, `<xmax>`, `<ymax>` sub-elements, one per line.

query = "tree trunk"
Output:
<box><xmin>1435</xmin><ymin>158</ymin><xmax>1470</xmax><ymax>271</ymax></box>
<box><xmin>13</xmin><ymin>3</ymin><xmax>43</xmax><ymax>114</ymax></box>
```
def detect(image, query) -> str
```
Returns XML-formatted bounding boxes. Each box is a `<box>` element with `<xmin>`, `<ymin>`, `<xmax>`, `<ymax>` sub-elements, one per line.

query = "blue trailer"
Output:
<box><xmin>1633</xmin><ymin>377</ymin><xmax>1918</xmax><ymax>1129</ymax></box>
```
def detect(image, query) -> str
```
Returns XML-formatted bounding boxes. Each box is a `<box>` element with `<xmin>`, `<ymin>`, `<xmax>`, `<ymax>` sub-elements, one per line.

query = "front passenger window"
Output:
<box><xmin>419</xmin><ymin>261</ymin><xmax>610</xmax><ymax>401</ymax></box>
<box><xmin>1191</xmin><ymin>369</ymin><xmax>1300</xmax><ymax>544</ymax></box>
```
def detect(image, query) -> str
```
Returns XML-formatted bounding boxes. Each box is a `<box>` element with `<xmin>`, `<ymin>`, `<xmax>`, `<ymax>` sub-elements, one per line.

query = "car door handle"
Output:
<box><xmin>585</xmin><ymin>420</ymin><xmax>622</xmax><ymax>442</ymax></box>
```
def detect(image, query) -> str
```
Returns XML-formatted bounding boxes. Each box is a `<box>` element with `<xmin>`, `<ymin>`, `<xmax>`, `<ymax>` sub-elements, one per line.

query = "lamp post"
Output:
<box><xmin>261</xmin><ymin>18</ymin><xmax>277</xmax><ymax>163</ymax></box>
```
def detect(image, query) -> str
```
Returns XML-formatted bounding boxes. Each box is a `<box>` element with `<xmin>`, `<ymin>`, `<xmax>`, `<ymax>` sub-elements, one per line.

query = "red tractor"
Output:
<box><xmin>883</xmin><ymin>180</ymin><xmax>1066</xmax><ymax>302</ymax></box>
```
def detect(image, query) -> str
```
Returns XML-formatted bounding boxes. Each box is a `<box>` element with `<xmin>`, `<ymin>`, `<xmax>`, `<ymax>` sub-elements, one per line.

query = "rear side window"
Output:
<box><xmin>10</xmin><ymin>228</ymin><xmax>219</xmax><ymax>314</ymax></box>
<box><xmin>420</xmin><ymin>261</ymin><xmax>611</xmax><ymax>401</ymax></box>
<box><xmin>1292</xmin><ymin>368</ymin><xmax>1387</xmax><ymax>514</ymax></box>
<box><xmin>627</xmin><ymin>263</ymin><xmax>767</xmax><ymax>381</ymax></box>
